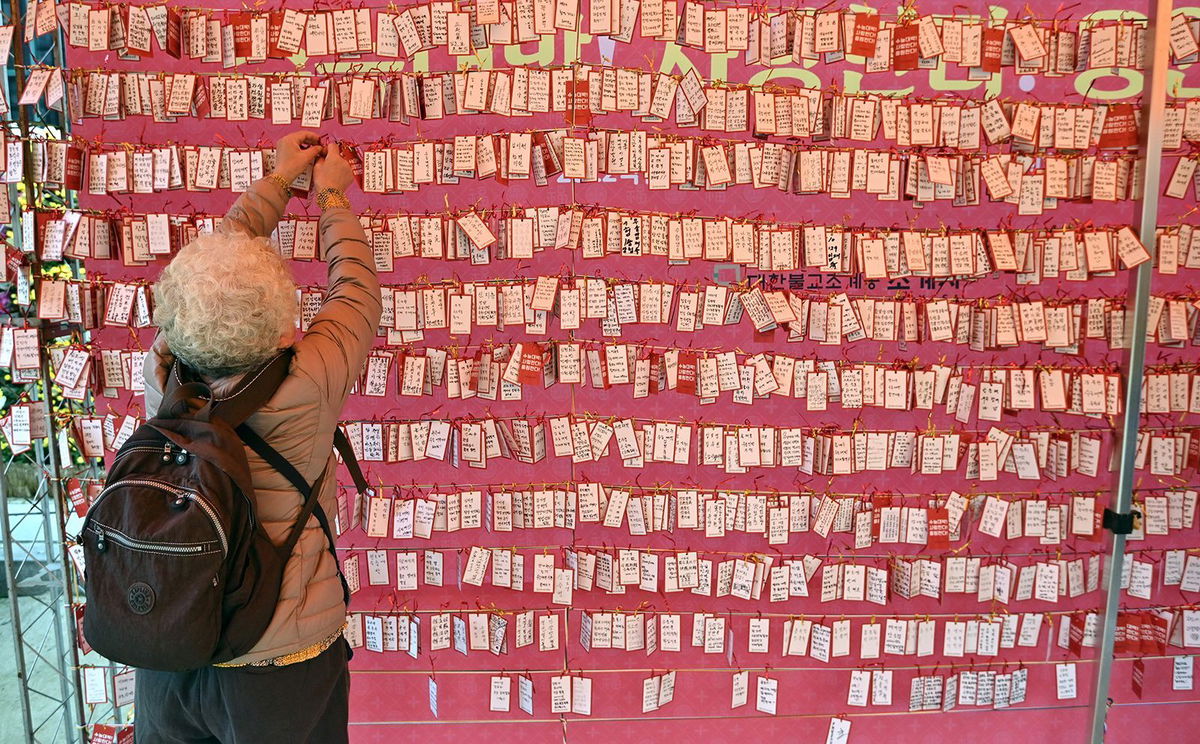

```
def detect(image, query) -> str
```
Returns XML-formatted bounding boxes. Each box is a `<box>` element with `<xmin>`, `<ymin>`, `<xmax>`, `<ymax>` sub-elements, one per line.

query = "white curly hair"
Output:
<box><xmin>152</xmin><ymin>231</ymin><xmax>297</xmax><ymax>378</ymax></box>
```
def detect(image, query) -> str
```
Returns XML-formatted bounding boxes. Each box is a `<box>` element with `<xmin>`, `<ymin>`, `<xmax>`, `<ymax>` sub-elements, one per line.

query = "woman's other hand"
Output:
<box><xmin>313</xmin><ymin>143</ymin><xmax>355</xmax><ymax>194</ymax></box>
<box><xmin>272</xmin><ymin>131</ymin><xmax>324</xmax><ymax>183</ymax></box>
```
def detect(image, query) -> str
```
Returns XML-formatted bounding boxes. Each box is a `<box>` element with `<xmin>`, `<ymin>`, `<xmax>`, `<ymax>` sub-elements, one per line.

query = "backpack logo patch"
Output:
<box><xmin>127</xmin><ymin>582</ymin><xmax>155</xmax><ymax>615</ymax></box>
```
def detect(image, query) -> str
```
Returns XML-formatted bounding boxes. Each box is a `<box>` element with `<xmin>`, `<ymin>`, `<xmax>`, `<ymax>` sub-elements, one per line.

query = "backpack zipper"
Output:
<box><xmin>113</xmin><ymin>444</ymin><xmax>189</xmax><ymax>464</ymax></box>
<box><xmin>85</xmin><ymin>479</ymin><xmax>229</xmax><ymax>554</ymax></box>
<box><xmin>90</xmin><ymin>524</ymin><xmax>211</xmax><ymax>555</ymax></box>
<box><xmin>108</xmin><ymin>447</ymin><xmax>254</xmax><ymax>528</ymax></box>
<box><xmin>113</xmin><ymin>445</ymin><xmax>162</xmax><ymax>460</ymax></box>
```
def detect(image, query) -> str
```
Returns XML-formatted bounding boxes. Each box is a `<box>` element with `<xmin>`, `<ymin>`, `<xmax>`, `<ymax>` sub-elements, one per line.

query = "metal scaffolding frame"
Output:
<box><xmin>1</xmin><ymin>0</ymin><xmax>112</xmax><ymax>742</ymax></box>
<box><xmin>0</xmin><ymin>2</ymin><xmax>1179</xmax><ymax>744</ymax></box>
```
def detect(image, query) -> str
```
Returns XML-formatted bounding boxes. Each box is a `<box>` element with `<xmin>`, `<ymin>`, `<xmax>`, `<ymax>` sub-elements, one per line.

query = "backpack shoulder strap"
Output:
<box><xmin>333</xmin><ymin>428</ymin><xmax>370</xmax><ymax>495</ymax></box>
<box><xmin>235</xmin><ymin>423</ymin><xmax>363</xmax><ymax>606</ymax></box>
<box><xmin>162</xmin><ymin>350</ymin><xmax>294</xmax><ymax>428</ymax></box>
<box><xmin>210</xmin><ymin>350</ymin><xmax>295</xmax><ymax>427</ymax></box>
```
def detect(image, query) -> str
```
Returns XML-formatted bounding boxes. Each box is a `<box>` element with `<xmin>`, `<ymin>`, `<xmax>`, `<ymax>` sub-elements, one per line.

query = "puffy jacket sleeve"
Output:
<box><xmin>292</xmin><ymin>206</ymin><xmax>383</xmax><ymax>404</ymax></box>
<box><xmin>220</xmin><ymin>178</ymin><xmax>289</xmax><ymax>238</ymax></box>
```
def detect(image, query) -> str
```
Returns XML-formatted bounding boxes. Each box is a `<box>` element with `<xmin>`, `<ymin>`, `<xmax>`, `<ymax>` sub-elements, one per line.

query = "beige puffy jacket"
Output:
<box><xmin>143</xmin><ymin>178</ymin><xmax>382</xmax><ymax>666</ymax></box>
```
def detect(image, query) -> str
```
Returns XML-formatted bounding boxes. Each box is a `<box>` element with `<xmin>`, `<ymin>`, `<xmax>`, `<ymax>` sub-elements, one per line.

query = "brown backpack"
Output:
<box><xmin>78</xmin><ymin>349</ymin><xmax>365</xmax><ymax>671</ymax></box>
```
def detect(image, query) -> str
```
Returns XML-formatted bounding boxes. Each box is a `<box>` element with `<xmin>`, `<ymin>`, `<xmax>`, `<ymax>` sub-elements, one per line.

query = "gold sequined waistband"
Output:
<box><xmin>213</xmin><ymin>624</ymin><xmax>346</xmax><ymax>668</ymax></box>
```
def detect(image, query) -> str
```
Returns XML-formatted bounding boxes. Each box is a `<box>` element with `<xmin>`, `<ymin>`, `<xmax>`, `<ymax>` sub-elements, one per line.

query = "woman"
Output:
<box><xmin>135</xmin><ymin>131</ymin><xmax>383</xmax><ymax>743</ymax></box>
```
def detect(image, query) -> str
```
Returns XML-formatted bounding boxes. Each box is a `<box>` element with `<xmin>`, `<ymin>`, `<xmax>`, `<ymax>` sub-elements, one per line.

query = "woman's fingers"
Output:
<box><xmin>279</xmin><ymin>130</ymin><xmax>322</xmax><ymax>150</ymax></box>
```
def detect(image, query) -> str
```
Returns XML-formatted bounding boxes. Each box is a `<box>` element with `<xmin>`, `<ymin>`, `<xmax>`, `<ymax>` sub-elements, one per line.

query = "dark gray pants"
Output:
<box><xmin>133</xmin><ymin>639</ymin><xmax>351</xmax><ymax>744</ymax></box>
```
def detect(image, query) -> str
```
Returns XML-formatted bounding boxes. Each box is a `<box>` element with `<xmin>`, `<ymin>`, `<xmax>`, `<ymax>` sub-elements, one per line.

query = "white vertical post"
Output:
<box><xmin>1087</xmin><ymin>2</ymin><xmax>1173</xmax><ymax>741</ymax></box>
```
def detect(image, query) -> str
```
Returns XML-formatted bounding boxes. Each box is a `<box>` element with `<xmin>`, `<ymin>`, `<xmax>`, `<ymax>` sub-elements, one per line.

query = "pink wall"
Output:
<box><xmin>69</xmin><ymin>1</ymin><xmax>1200</xmax><ymax>742</ymax></box>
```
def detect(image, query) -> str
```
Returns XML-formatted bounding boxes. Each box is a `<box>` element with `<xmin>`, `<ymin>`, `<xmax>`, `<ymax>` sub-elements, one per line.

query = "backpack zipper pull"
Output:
<box><xmin>161</xmin><ymin>443</ymin><xmax>173</xmax><ymax>463</ymax></box>
<box><xmin>95</xmin><ymin>527</ymin><xmax>107</xmax><ymax>553</ymax></box>
<box><xmin>174</xmin><ymin>449</ymin><xmax>190</xmax><ymax>465</ymax></box>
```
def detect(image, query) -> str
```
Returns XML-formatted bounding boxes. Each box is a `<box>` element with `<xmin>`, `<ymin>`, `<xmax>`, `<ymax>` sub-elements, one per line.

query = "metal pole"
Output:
<box><xmin>44</xmin><ymin>11</ymin><xmax>92</xmax><ymax>740</ymax></box>
<box><xmin>2</xmin><ymin>1</ymin><xmax>43</xmax><ymax>739</ymax></box>
<box><xmin>1087</xmin><ymin>2</ymin><xmax>1172</xmax><ymax>741</ymax></box>
<box><xmin>30</xmin><ymin>434</ymin><xmax>81</xmax><ymax>742</ymax></box>
<box><xmin>42</xmin><ymin>6</ymin><xmax>100</xmax><ymax>739</ymax></box>
<box><xmin>1</xmin><ymin>464</ymin><xmax>36</xmax><ymax>744</ymax></box>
